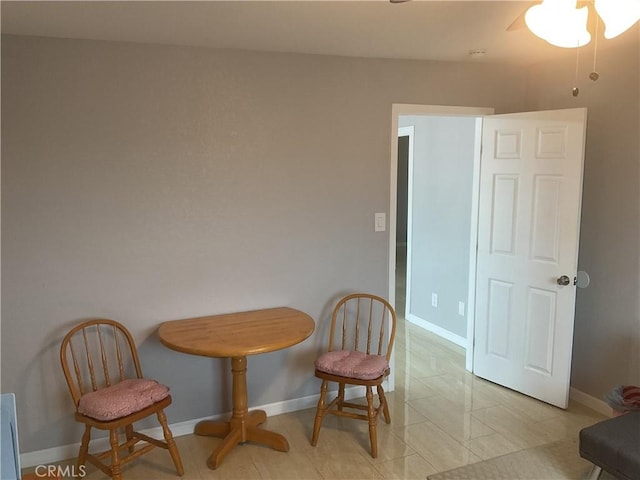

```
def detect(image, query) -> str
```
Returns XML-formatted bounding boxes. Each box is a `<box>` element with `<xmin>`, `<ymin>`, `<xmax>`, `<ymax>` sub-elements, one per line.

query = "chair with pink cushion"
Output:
<box><xmin>310</xmin><ymin>293</ymin><xmax>397</xmax><ymax>458</ymax></box>
<box><xmin>60</xmin><ymin>319</ymin><xmax>184</xmax><ymax>480</ymax></box>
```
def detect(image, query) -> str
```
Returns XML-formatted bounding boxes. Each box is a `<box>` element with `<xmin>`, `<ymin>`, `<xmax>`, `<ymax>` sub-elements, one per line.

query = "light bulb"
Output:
<box><xmin>594</xmin><ymin>0</ymin><xmax>640</xmax><ymax>39</ymax></box>
<box><xmin>525</xmin><ymin>0</ymin><xmax>591</xmax><ymax>47</ymax></box>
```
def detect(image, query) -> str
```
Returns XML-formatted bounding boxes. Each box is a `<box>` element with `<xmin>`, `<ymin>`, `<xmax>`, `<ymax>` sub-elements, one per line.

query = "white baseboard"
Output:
<box><xmin>20</xmin><ymin>385</ymin><xmax>368</xmax><ymax>468</ymax></box>
<box><xmin>406</xmin><ymin>314</ymin><xmax>467</xmax><ymax>349</ymax></box>
<box><xmin>569</xmin><ymin>387</ymin><xmax>613</xmax><ymax>417</ymax></box>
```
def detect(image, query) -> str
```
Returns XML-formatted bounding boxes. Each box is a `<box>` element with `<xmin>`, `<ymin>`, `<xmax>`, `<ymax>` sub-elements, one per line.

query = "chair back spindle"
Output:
<box><xmin>60</xmin><ymin>319</ymin><xmax>144</xmax><ymax>408</ymax></box>
<box><xmin>96</xmin><ymin>324</ymin><xmax>112</xmax><ymax>387</ymax></box>
<box><xmin>82</xmin><ymin>327</ymin><xmax>98</xmax><ymax>392</ymax></box>
<box><xmin>328</xmin><ymin>293</ymin><xmax>396</xmax><ymax>360</ymax></box>
<box><xmin>114</xmin><ymin>324</ymin><xmax>126</xmax><ymax>382</ymax></box>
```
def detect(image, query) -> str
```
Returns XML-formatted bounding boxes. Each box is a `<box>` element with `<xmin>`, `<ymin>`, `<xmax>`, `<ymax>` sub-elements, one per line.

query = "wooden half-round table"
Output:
<box><xmin>158</xmin><ymin>307</ymin><xmax>315</xmax><ymax>469</ymax></box>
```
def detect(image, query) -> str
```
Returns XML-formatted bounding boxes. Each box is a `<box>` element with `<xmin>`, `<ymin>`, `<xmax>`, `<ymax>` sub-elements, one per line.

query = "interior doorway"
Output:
<box><xmin>389</xmin><ymin>105</ymin><xmax>587</xmax><ymax>409</ymax></box>
<box><xmin>387</xmin><ymin>105</ymin><xmax>493</xmax><ymax>390</ymax></box>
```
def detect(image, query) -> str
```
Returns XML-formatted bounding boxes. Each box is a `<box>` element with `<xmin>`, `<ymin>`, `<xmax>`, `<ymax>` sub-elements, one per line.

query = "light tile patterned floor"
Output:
<box><xmin>26</xmin><ymin>318</ymin><xmax>607</xmax><ymax>479</ymax></box>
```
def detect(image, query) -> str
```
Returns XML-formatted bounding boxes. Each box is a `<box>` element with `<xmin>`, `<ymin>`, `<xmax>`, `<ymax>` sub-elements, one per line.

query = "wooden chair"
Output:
<box><xmin>311</xmin><ymin>293</ymin><xmax>397</xmax><ymax>458</ymax></box>
<box><xmin>60</xmin><ymin>319</ymin><xmax>184</xmax><ymax>480</ymax></box>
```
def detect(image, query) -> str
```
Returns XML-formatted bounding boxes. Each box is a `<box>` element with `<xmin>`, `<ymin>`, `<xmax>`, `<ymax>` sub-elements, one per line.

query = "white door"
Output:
<box><xmin>473</xmin><ymin>108</ymin><xmax>587</xmax><ymax>409</ymax></box>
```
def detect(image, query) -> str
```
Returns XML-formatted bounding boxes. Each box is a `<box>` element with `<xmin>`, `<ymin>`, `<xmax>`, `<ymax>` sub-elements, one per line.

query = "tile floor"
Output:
<box><xmin>28</xmin><ymin>317</ymin><xmax>607</xmax><ymax>479</ymax></box>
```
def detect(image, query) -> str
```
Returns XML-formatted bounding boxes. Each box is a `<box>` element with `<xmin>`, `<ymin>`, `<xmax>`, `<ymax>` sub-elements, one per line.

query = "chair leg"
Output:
<box><xmin>366</xmin><ymin>386</ymin><xmax>378</xmax><ymax>458</ymax></box>
<box><xmin>125</xmin><ymin>424</ymin><xmax>135</xmax><ymax>453</ymax></box>
<box><xmin>311</xmin><ymin>380</ymin><xmax>329</xmax><ymax>446</ymax></box>
<box><xmin>109</xmin><ymin>428</ymin><xmax>122</xmax><ymax>480</ymax></box>
<box><xmin>157</xmin><ymin>409</ymin><xmax>184</xmax><ymax>476</ymax></box>
<box><xmin>77</xmin><ymin>424</ymin><xmax>91</xmax><ymax>471</ymax></box>
<box><xmin>377</xmin><ymin>384</ymin><xmax>391</xmax><ymax>424</ymax></box>
<box><xmin>337</xmin><ymin>383</ymin><xmax>345</xmax><ymax>412</ymax></box>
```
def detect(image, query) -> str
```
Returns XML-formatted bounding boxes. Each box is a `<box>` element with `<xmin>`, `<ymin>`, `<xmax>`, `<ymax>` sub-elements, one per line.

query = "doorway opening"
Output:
<box><xmin>387</xmin><ymin>105</ymin><xmax>493</xmax><ymax>391</ymax></box>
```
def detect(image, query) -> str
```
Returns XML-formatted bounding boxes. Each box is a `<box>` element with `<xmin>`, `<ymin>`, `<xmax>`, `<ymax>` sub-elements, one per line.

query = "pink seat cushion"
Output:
<box><xmin>78</xmin><ymin>378</ymin><xmax>169</xmax><ymax>421</ymax></box>
<box><xmin>315</xmin><ymin>350</ymin><xmax>389</xmax><ymax>380</ymax></box>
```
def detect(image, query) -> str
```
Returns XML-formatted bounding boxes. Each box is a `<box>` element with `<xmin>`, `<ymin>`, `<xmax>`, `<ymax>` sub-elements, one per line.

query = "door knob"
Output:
<box><xmin>557</xmin><ymin>275</ymin><xmax>571</xmax><ymax>286</ymax></box>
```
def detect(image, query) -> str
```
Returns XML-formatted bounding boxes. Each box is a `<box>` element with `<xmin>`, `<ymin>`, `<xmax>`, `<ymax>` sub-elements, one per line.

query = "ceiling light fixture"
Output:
<box><xmin>594</xmin><ymin>0</ymin><xmax>640</xmax><ymax>38</ymax></box>
<box><xmin>525</xmin><ymin>0</ymin><xmax>640</xmax><ymax>48</ymax></box>
<box><xmin>525</xmin><ymin>0</ymin><xmax>591</xmax><ymax>47</ymax></box>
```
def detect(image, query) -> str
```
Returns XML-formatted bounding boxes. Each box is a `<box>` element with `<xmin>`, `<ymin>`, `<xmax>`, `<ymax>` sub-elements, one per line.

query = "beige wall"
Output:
<box><xmin>524</xmin><ymin>31</ymin><xmax>640</xmax><ymax>401</ymax></box>
<box><xmin>1</xmin><ymin>34</ymin><xmax>529</xmax><ymax>453</ymax></box>
<box><xmin>398</xmin><ymin>115</ymin><xmax>477</xmax><ymax>340</ymax></box>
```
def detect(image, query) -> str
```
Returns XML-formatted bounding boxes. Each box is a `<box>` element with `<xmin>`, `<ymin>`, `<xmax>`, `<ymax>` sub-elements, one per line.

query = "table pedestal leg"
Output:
<box><xmin>194</xmin><ymin>356</ymin><xmax>290</xmax><ymax>469</ymax></box>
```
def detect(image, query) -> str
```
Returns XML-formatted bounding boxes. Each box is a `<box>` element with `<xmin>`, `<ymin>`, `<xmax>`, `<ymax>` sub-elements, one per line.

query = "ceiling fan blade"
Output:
<box><xmin>507</xmin><ymin>9</ymin><xmax>527</xmax><ymax>31</ymax></box>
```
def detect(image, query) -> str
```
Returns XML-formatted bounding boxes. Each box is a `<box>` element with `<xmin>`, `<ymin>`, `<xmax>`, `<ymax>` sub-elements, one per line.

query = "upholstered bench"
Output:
<box><xmin>579</xmin><ymin>411</ymin><xmax>640</xmax><ymax>480</ymax></box>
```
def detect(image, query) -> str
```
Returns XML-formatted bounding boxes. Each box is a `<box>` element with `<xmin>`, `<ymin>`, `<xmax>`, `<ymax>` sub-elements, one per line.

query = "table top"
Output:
<box><xmin>158</xmin><ymin>307</ymin><xmax>315</xmax><ymax>358</ymax></box>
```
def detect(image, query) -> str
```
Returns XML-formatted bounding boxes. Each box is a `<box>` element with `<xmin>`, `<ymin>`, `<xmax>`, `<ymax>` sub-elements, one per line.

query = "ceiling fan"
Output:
<box><xmin>389</xmin><ymin>0</ymin><xmax>640</xmax><ymax>46</ymax></box>
<box><xmin>506</xmin><ymin>0</ymin><xmax>640</xmax><ymax>48</ymax></box>
<box><xmin>389</xmin><ymin>0</ymin><xmax>639</xmax><ymax>95</ymax></box>
<box><xmin>506</xmin><ymin>0</ymin><xmax>639</xmax><ymax>96</ymax></box>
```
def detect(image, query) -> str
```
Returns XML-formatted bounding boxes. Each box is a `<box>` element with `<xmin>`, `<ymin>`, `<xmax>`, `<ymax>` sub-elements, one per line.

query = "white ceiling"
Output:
<box><xmin>1</xmin><ymin>1</ymin><xmax>636</xmax><ymax>66</ymax></box>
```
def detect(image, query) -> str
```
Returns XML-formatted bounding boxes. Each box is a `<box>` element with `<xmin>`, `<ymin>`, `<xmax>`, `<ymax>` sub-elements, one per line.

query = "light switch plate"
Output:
<box><xmin>374</xmin><ymin>213</ymin><xmax>386</xmax><ymax>232</ymax></box>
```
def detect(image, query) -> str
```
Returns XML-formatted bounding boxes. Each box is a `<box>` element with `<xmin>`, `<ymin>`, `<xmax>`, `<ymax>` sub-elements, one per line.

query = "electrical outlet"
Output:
<box><xmin>431</xmin><ymin>293</ymin><xmax>438</xmax><ymax>308</ymax></box>
<box><xmin>458</xmin><ymin>301</ymin><xmax>465</xmax><ymax>316</ymax></box>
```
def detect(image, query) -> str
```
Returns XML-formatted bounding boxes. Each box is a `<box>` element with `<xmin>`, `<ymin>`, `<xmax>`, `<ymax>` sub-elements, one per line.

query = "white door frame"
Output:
<box><xmin>388</xmin><ymin>104</ymin><xmax>494</xmax><ymax>388</ymax></box>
